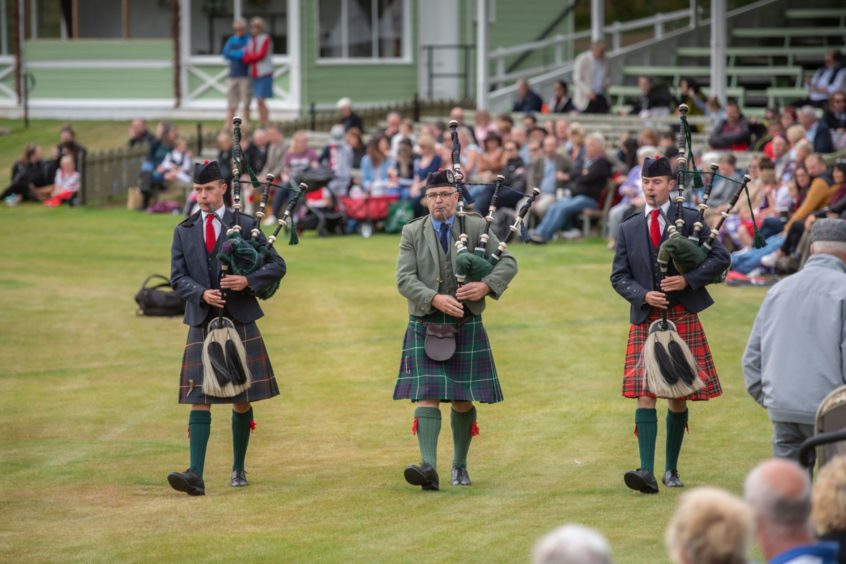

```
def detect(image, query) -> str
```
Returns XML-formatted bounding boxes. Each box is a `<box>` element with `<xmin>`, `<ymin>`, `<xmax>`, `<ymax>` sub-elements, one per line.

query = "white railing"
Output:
<box><xmin>183</xmin><ymin>55</ymin><xmax>296</xmax><ymax>109</ymax></box>
<box><xmin>0</xmin><ymin>55</ymin><xmax>16</xmax><ymax>104</ymax></box>
<box><xmin>487</xmin><ymin>8</ymin><xmax>695</xmax><ymax>89</ymax></box>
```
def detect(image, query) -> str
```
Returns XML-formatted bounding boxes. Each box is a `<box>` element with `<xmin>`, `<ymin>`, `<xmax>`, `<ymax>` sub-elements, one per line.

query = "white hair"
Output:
<box><xmin>799</xmin><ymin>106</ymin><xmax>817</xmax><ymax>119</ymax></box>
<box><xmin>532</xmin><ymin>524</ymin><xmax>612</xmax><ymax>564</ymax></box>
<box><xmin>336</xmin><ymin>97</ymin><xmax>352</xmax><ymax>109</ymax></box>
<box><xmin>637</xmin><ymin>145</ymin><xmax>657</xmax><ymax>159</ymax></box>
<box><xmin>744</xmin><ymin>459</ymin><xmax>812</xmax><ymax>538</ymax></box>
<box><xmin>812</xmin><ymin>241</ymin><xmax>846</xmax><ymax>257</ymax></box>
<box><xmin>585</xmin><ymin>132</ymin><xmax>606</xmax><ymax>149</ymax></box>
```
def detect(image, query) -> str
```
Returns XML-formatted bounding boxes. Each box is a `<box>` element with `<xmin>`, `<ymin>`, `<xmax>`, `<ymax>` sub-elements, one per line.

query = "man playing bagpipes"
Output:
<box><xmin>393</xmin><ymin>169</ymin><xmax>518</xmax><ymax>491</ymax></box>
<box><xmin>167</xmin><ymin>160</ymin><xmax>286</xmax><ymax>496</ymax></box>
<box><xmin>610</xmin><ymin>155</ymin><xmax>730</xmax><ymax>494</ymax></box>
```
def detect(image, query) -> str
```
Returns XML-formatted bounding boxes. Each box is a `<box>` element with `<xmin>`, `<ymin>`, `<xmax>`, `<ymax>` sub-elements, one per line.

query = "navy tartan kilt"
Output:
<box><xmin>393</xmin><ymin>313</ymin><xmax>503</xmax><ymax>404</ymax></box>
<box><xmin>178</xmin><ymin>317</ymin><xmax>279</xmax><ymax>404</ymax></box>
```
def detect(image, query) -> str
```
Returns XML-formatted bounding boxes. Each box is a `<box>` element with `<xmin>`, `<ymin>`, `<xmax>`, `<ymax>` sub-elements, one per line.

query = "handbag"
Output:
<box><xmin>135</xmin><ymin>274</ymin><xmax>185</xmax><ymax>316</ymax></box>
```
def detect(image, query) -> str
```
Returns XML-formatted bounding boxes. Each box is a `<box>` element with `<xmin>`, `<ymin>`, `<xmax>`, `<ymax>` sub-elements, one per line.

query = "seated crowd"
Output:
<box><xmin>532</xmin><ymin>455</ymin><xmax>846</xmax><ymax>564</ymax></box>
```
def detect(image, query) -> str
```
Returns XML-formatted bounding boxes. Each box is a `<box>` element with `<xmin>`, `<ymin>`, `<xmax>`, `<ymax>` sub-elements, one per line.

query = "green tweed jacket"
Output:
<box><xmin>397</xmin><ymin>213</ymin><xmax>518</xmax><ymax>317</ymax></box>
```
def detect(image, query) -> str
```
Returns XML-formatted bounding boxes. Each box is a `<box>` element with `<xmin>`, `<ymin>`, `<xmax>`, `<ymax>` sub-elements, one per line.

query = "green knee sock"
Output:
<box><xmin>189</xmin><ymin>410</ymin><xmax>211</xmax><ymax>478</ymax></box>
<box><xmin>635</xmin><ymin>408</ymin><xmax>657</xmax><ymax>474</ymax></box>
<box><xmin>232</xmin><ymin>407</ymin><xmax>253</xmax><ymax>471</ymax></box>
<box><xmin>414</xmin><ymin>407</ymin><xmax>441</xmax><ymax>468</ymax></box>
<box><xmin>451</xmin><ymin>407</ymin><xmax>477</xmax><ymax>468</ymax></box>
<box><xmin>665</xmin><ymin>409</ymin><xmax>688</xmax><ymax>472</ymax></box>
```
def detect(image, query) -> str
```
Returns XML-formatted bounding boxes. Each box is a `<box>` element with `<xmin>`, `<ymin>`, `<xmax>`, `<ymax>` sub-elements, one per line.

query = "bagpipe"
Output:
<box><xmin>642</xmin><ymin>103</ymin><xmax>763</xmax><ymax>399</ymax></box>
<box><xmin>215</xmin><ymin>116</ymin><xmax>305</xmax><ymax>301</ymax></box>
<box><xmin>201</xmin><ymin>117</ymin><xmax>304</xmax><ymax>398</ymax></box>
<box><xmin>446</xmin><ymin>120</ymin><xmax>540</xmax><ymax>286</ymax></box>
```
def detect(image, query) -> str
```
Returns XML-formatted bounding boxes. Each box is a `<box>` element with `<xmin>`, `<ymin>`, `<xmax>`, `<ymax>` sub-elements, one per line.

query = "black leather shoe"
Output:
<box><xmin>451</xmin><ymin>466</ymin><xmax>472</xmax><ymax>486</ymax></box>
<box><xmin>663</xmin><ymin>469</ymin><xmax>684</xmax><ymax>488</ymax></box>
<box><xmin>231</xmin><ymin>469</ymin><xmax>248</xmax><ymax>487</ymax></box>
<box><xmin>624</xmin><ymin>469</ymin><xmax>659</xmax><ymax>494</ymax></box>
<box><xmin>167</xmin><ymin>469</ymin><xmax>205</xmax><ymax>496</ymax></box>
<box><xmin>404</xmin><ymin>462</ymin><xmax>439</xmax><ymax>491</ymax></box>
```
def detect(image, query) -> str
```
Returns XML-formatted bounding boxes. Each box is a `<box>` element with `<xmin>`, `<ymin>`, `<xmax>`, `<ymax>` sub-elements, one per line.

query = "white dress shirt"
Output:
<box><xmin>644</xmin><ymin>200</ymin><xmax>672</xmax><ymax>234</ymax></box>
<box><xmin>200</xmin><ymin>204</ymin><xmax>225</xmax><ymax>246</ymax></box>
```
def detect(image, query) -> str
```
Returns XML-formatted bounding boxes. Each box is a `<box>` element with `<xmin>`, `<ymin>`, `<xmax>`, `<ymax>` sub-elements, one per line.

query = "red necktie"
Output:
<box><xmin>205</xmin><ymin>213</ymin><xmax>216</xmax><ymax>253</ymax></box>
<box><xmin>649</xmin><ymin>209</ymin><xmax>661</xmax><ymax>248</ymax></box>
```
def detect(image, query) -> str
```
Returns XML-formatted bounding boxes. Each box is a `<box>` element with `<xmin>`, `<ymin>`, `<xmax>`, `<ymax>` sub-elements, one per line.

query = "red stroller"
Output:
<box><xmin>340</xmin><ymin>192</ymin><xmax>398</xmax><ymax>238</ymax></box>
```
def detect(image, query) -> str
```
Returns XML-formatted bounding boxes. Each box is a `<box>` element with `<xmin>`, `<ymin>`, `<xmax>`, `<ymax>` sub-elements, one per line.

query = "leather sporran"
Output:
<box><xmin>423</xmin><ymin>323</ymin><xmax>458</xmax><ymax>362</ymax></box>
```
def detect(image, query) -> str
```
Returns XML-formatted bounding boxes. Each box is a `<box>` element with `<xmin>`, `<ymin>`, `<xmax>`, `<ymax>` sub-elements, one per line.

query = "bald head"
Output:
<box><xmin>745</xmin><ymin>459</ymin><xmax>811</xmax><ymax>531</ymax></box>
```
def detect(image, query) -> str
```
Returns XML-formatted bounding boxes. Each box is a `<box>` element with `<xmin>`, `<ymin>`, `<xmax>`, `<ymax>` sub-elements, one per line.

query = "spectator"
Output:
<box><xmin>158</xmin><ymin>136</ymin><xmax>193</xmax><ymax>194</ymax></box>
<box><xmin>260</xmin><ymin>124</ymin><xmax>288</xmax><ymax>181</ymax></box>
<box><xmin>337</xmin><ymin>97</ymin><xmax>364</xmax><ymax>132</ymax></box>
<box><xmin>781</xmin><ymin>106</ymin><xmax>799</xmax><ymax>131</ymax></box>
<box><xmin>222</xmin><ymin>18</ymin><xmax>252</xmax><ymax>126</ymax></box>
<box><xmin>139</xmin><ymin>121</ymin><xmax>176</xmax><ymax>207</ymax></box>
<box><xmin>709</xmin><ymin>99</ymin><xmax>751</xmax><ymax>151</ymax></box>
<box><xmin>500</xmin><ymin>140</ymin><xmax>527</xmax><ymax>195</ymax></box>
<box><xmin>379</xmin><ymin>111</ymin><xmax>401</xmax><ymax>139</ymax></box>
<box><xmin>772</xmin><ymin>135</ymin><xmax>791</xmax><ymax>182</ymax></box>
<box><xmin>665</xmin><ymin>487</ymin><xmax>753</xmax><ymax>564</ymax></box>
<box><xmin>127</xmin><ymin>118</ymin><xmax>154</xmax><ymax>150</ymax></box>
<box><xmin>637</xmin><ymin>128</ymin><xmax>660</xmax><ymax>150</ymax></box>
<box><xmin>318</xmin><ymin>124</ymin><xmax>353</xmax><ymax>196</ymax></box>
<box><xmin>606</xmin><ymin>145</ymin><xmax>654</xmax><ymax>250</ymax></box>
<box><xmin>798</xmin><ymin>106</ymin><xmax>835</xmax><ymax>154</ymax></box>
<box><xmin>529</xmin><ymin>132</ymin><xmax>612</xmax><ymax>242</ymax></box>
<box><xmin>630</xmin><ymin>76</ymin><xmax>673</xmax><ymax>117</ymax></box>
<box><xmin>243</xmin><ymin>17</ymin><xmax>273</xmax><ymax>126</ymax></box>
<box><xmin>745</xmin><ymin>459</ymin><xmax>840</xmax><ymax>563</ymax></box>
<box><xmin>449</xmin><ymin>106</ymin><xmax>467</xmax><ymax>127</ymax></box>
<box><xmin>345</xmin><ymin>127</ymin><xmax>366</xmax><ymax>168</ymax></box>
<box><xmin>512</xmin><ymin>79</ymin><xmax>543</xmax><ymax>113</ymax></box>
<box><xmin>439</xmin><ymin>127</ymin><xmax>480</xmax><ymax>179</ymax></box>
<box><xmin>495</xmin><ymin>113</ymin><xmax>514</xmax><ymax>136</ymax></box>
<box><xmin>522</xmin><ymin>112</ymin><xmax>539</xmax><ymax>131</ymax></box>
<box><xmin>793</xmin><ymin>49</ymin><xmax>846</xmax><ymax>109</ymax></box>
<box><xmin>269</xmin><ymin>130</ymin><xmax>316</xmax><ymax>221</ymax></box>
<box><xmin>678</xmin><ymin>77</ymin><xmax>708</xmax><ymax>117</ymax></box>
<box><xmin>549</xmin><ymin>79</ymin><xmax>575</xmax><ymax>114</ymax></box>
<box><xmin>527</xmin><ymin>135</ymin><xmax>573</xmax><ymax>218</ymax></box>
<box><xmin>44</xmin><ymin>155</ymin><xmax>80</xmax><ymax>207</ymax></box>
<box><xmin>245</xmin><ymin>128</ymin><xmax>269</xmax><ymax>177</ymax></box>
<box><xmin>743</xmin><ymin>219</ymin><xmax>846</xmax><ymax>460</ymax></box>
<box><xmin>783</xmin><ymin>153</ymin><xmax>834</xmax><ymax>232</ymax></box>
<box><xmin>812</xmin><ymin>456</ymin><xmax>846</xmax><ymax>564</ymax></box>
<box><xmin>1</xmin><ymin>144</ymin><xmax>51</xmax><ymax>205</ymax></box>
<box><xmin>50</xmin><ymin>125</ymin><xmax>86</xmax><ymax>180</ymax></box>
<box><xmin>390</xmin><ymin>118</ymin><xmax>415</xmax><ymax>159</ymax></box>
<box><xmin>565</xmin><ymin>123</ymin><xmax>586</xmax><ymax>171</ymax></box>
<box><xmin>824</xmin><ymin>91</ymin><xmax>846</xmax><ymax>150</ymax></box>
<box><xmin>473</xmin><ymin>109</ymin><xmax>498</xmax><ymax>146</ymax></box>
<box><xmin>573</xmin><ymin>40</ymin><xmax>610</xmax><ymax>114</ymax></box>
<box><xmin>553</xmin><ymin>119</ymin><xmax>570</xmax><ymax>146</ymax></box>
<box><xmin>391</xmin><ymin>139</ymin><xmax>415</xmax><ymax>196</ymax></box>
<box><xmin>708</xmin><ymin>153</ymin><xmax>743</xmax><ymax>208</ymax></box>
<box><xmin>827</xmin><ymin>160</ymin><xmax>846</xmax><ymax>219</ymax></box>
<box><xmin>215</xmin><ymin>131</ymin><xmax>234</xmax><ymax>206</ymax></box>
<box><xmin>359</xmin><ymin>134</ymin><xmax>393</xmax><ymax>195</ymax></box>
<box><xmin>477</xmin><ymin>132</ymin><xmax>506</xmax><ymax>182</ymax></box>
<box><xmin>408</xmin><ymin>133</ymin><xmax>441</xmax><ymax>215</ymax></box>
<box><xmin>532</xmin><ymin>524</ymin><xmax>612</xmax><ymax>564</ymax></box>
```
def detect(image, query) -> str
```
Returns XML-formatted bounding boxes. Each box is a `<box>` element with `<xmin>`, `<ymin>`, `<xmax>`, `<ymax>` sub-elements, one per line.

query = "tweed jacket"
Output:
<box><xmin>526</xmin><ymin>154</ymin><xmax>573</xmax><ymax>194</ymax></box>
<box><xmin>610</xmin><ymin>206</ymin><xmax>731</xmax><ymax>324</ymax></box>
<box><xmin>171</xmin><ymin>208</ymin><xmax>286</xmax><ymax>326</ymax></box>
<box><xmin>397</xmin><ymin>214</ymin><xmax>518</xmax><ymax>317</ymax></box>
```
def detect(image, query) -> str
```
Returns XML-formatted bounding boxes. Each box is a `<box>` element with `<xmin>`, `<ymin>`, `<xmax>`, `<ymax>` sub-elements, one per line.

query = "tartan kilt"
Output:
<box><xmin>178</xmin><ymin>317</ymin><xmax>279</xmax><ymax>404</ymax></box>
<box><xmin>622</xmin><ymin>304</ymin><xmax>722</xmax><ymax>401</ymax></box>
<box><xmin>393</xmin><ymin>313</ymin><xmax>503</xmax><ymax>403</ymax></box>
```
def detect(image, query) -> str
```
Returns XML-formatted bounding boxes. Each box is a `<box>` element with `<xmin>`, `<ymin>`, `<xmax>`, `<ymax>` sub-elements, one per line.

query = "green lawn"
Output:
<box><xmin>0</xmin><ymin>206</ymin><xmax>772</xmax><ymax>563</ymax></box>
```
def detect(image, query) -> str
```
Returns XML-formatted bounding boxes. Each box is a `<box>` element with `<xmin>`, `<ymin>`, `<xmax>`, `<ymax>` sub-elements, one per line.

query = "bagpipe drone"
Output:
<box><xmin>446</xmin><ymin>119</ymin><xmax>541</xmax><ymax>286</ymax></box>
<box><xmin>642</xmin><ymin>103</ymin><xmax>763</xmax><ymax>399</ymax></box>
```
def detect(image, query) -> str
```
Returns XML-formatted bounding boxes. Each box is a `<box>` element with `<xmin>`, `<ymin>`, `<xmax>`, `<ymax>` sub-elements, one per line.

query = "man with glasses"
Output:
<box><xmin>393</xmin><ymin>170</ymin><xmax>518</xmax><ymax>491</ymax></box>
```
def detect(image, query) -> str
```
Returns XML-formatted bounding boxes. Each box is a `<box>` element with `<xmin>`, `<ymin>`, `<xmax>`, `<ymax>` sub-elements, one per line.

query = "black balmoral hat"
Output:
<box><xmin>642</xmin><ymin>155</ymin><xmax>673</xmax><ymax>178</ymax></box>
<box><xmin>193</xmin><ymin>160</ymin><xmax>224</xmax><ymax>184</ymax></box>
<box><xmin>425</xmin><ymin>168</ymin><xmax>456</xmax><ymax>190</ymax></box>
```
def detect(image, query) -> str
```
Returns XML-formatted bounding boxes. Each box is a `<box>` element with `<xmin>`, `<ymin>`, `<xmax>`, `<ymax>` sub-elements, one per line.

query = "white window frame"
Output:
<box><xmin>316</xmin><ymin>0</ymin><xmax>412</xmax><ymax>65</ymax></box>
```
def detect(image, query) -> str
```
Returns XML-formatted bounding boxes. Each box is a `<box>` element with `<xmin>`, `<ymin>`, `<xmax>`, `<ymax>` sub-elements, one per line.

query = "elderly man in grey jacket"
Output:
<box><xmin>743</xmin><ymin>218</ymin><xmax>846</xmax><ymax>460</ymax></box>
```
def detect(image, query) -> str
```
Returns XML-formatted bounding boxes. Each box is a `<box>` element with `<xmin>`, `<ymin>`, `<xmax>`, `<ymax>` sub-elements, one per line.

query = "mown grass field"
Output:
<box><xmin>0</xmin><ymin>206</ymin><xmax>772</xmax><ymax>563</ymax></box>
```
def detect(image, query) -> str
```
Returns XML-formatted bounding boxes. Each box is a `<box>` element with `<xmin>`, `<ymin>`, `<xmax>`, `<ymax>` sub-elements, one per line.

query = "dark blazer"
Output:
<box><xmin>571</xmin><ymin>156</ymin><xmax>613</xmax><ymax>202</ymax></box>
<box><xmin>610</xmin><ymin>206</ymin><xmax>731</xmax><ymax>324</ymax></box>
<box><xmin>812</xmin><ymin>120</ymin><xmax>834</xmax><ymax>154</ymax></box>
<box><xmin>171</xmin><ymin>208</ymin><xmax>286</xmax><ymax>326</ymax></box>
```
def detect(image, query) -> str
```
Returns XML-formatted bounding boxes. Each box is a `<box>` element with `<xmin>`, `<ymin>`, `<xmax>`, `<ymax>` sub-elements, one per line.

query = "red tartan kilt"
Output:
<box><xmin>622</xmin><ymin>304</ymin><xmax>722</xmax><ymax>401</ymax></box>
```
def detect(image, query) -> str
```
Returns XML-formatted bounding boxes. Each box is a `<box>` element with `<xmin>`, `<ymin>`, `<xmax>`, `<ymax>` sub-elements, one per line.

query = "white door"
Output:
<box><xmin>417</xmin><ymin>0</ymin><xmax>460</xmax><ymax>101</ymax></box>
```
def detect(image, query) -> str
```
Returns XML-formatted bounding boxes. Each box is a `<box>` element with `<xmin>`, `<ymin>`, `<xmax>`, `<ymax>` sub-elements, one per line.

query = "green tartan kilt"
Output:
<box><xmin>393</xmin><ymin>313</ymin><xmax>503</xmax><ymax>403</ymax></box>
<box><xmin>178</xmin><ymin>317</ymin><xmax>279</xmax><ymax>404</ymax></box>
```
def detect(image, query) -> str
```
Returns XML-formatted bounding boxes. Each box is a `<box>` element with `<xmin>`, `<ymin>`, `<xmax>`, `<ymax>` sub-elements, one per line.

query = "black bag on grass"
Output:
<box><xmin>135</xmin><ymin>274</ymin><xmax>185</xmax><ymax>317</ymax></box>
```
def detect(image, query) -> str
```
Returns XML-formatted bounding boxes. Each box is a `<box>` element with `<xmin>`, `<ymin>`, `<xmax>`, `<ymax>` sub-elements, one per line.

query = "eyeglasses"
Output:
<box><xmin>426</xmin><ymin>190</ymin><xmax>457</xmax><ymax>200</ymax></box>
